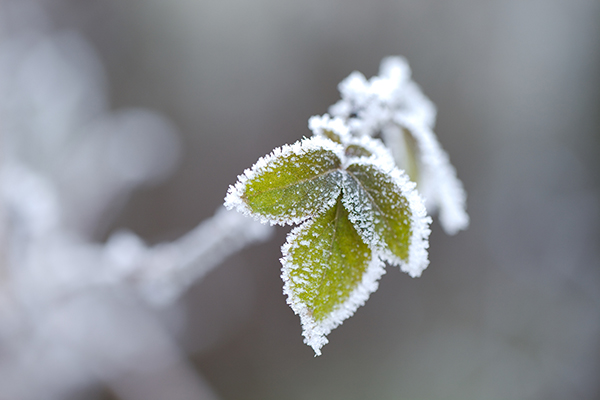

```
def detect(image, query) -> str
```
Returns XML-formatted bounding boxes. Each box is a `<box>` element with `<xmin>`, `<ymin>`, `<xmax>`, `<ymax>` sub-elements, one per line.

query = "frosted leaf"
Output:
<box><xmin>223</xmin><ymin>56</ymin><xmax>472</xmax><ymax>354</ymax></box>
<box><xmin>335</xmin><ymin>71</ymin><xmax>371</xmax><ymax>111</ymax></box>
<box><xmin>381</xmin><ymin>124</ymin><xmax>420</xmax><ymax>183</ymax></box>
<box><xmin>224</xmin><ymin>135</ymin><xmax>345</xmax><ymax>225</ymax></box>
<box><xmin>281</xmin><ymin>195</ymin><xmax>385</xmax><ymax>355</ymax></box>
<box><xmin>343</xmin><ymin>160</ymin><xmax>431</xmax><ymax>277</ymax></box>
<box><xmin>328</xmin><ymin>56</ymin><xmax>468</xmax><ymax>234</ymax></box>
<box><xmin>388</xmin><ymin>118</ymin><xmax>469</xmax><ymax>234</ymax></box>
<box><xmin>309</xmin><ymin>113</ymin><xmax>397</xmax><ymax>167</ymax></box>
<box><xmin>225</xmin><ymin>116</ymin><xmax>436</xmax><ymax>354</ymax></box>
<box><xmin>342</xmin><ymin>133</ymin><xmax>396</xmax><ymax>167</ymax></box>
<box><xmin>329</xmin><ymin>56</ymin><xmax>436</xmax><ymax>132</ymax></box>
<box><xmin>378</xmin><ymin>56</ymin><xmax>437</xmax><ymax>128</ymax></box>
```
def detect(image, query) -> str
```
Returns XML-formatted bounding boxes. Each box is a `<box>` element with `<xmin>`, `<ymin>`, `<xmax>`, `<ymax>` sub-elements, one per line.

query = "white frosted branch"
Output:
<box><xmin>0</xmin><ymin>16</ymin><xmax>273</xmax><ymax>399</ymax></box>
<box><xmin>105</xmin><ymin>207</ymin><xmax>273</xmax><ymax>307</ymax></box>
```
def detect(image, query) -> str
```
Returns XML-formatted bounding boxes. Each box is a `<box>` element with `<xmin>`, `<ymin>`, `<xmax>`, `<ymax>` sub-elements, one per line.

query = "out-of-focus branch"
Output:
<box><xmin>123</xmin><ymin>207</ymin><xmax>273</xmax><ymax>307</ymax></box>
<box><xmin>0</xmin><ymin>4</ymin><xmax>274</xmax><ymax>398</ymax></box>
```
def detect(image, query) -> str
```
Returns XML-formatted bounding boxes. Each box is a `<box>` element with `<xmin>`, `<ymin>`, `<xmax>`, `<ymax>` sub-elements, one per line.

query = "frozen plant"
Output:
<box><xmin>225</xmin><ymin>57</ymin><xmax>469</xmax><ymax>355</ymax></box>
<box><xmin>329</xmin><ymin>57</ymin><xmax>469</xmax><ymax>234</ymax></box>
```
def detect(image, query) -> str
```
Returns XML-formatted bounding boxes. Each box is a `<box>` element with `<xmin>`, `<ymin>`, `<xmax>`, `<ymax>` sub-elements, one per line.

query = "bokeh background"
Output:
<box><xmin>1</xmin><ymin>0</ymin><xmax>599</xmax><ymax>399</ymax></box>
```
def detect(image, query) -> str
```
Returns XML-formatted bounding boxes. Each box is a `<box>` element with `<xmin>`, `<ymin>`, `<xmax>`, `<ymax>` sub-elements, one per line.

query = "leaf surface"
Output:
<box><xmin>281</xmin><ymin>195</ymin><xmax>384</xmax><ymax>355</ymax></box>
<box><xmin>225</xmin><ymin>137</ymin><xmax>343</xmax><ymax>225</ymax></box>
<box><xmin>343</xmin><ymin>162</ymin><xmax>412</xmax><ymax>265</ymax></box>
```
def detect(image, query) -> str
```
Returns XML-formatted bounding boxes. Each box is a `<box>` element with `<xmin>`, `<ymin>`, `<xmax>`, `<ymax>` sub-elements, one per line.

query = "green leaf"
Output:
<box><xmin>343</xmin><ymin>162</ymin><xmax>412</xmax><ymax>265</ymax></box>
<box><xmin>225</xmin><ymin>137</ymin><xmax>344</xmax><ymax>225</ymax></box>
<box><xmin>399</xmin><ymin>126</ymin><xmax>420</xmax><ymax>184</ymax></box>
<box><xmin>225</xmin><ymin>132</ymin><xmax>431</xmax><ymax>355</ymax></box>
<box><xmin>281</xmin><ymin>195</ymin><xmax>384</xmax><ymax>355</ymax></box>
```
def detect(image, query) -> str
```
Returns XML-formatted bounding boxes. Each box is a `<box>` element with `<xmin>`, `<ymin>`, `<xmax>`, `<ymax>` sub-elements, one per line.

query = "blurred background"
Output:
<box><xmin>1</xmin><ymin>0</ymin><xmax>599</xmax><ymax>399</ymax></box>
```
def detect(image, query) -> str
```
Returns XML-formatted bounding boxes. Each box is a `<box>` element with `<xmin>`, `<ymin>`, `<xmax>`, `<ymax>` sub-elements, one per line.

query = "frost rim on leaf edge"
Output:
<box><xmin>279</xmin><ymin>158</ymin><xmax>431</xmax><ymax>355</ymax></box>
<box><xmin>280</xmin><ymin>218</ymin><xmax>386</xmax><ymax>356</ymax></box>
<box><xmin>224</xmin><ymin>135</ymin><xmax>345</xmax><ymax>226</ymax></box>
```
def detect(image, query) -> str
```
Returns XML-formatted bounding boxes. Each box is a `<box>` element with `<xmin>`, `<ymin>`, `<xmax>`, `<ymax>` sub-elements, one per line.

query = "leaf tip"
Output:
<box><xmin>223</xmin><ymin>177</ymin><xmax>248</xmax><ymax>213</ymax></box>
<box><xmin>281</xmin><ymin>214</ymin><xmax>387</xmax><ymax>355</ymax></box>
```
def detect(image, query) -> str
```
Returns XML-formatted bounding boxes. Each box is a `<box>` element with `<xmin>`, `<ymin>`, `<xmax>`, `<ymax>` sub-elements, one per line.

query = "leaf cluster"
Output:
<box><xmin>224</xmin><ymin>56</ymin><xmax>469</xmax><ymax>355</ymax></box>
<box><xmin>225</xmin><ymin>124</ymin><xmax>430</xmax><ymax>354</ymax></box>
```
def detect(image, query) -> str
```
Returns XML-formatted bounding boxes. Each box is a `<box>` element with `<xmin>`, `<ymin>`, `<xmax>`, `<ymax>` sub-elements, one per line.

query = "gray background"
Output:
<box><xmin>7</xmin><ymin>0</ymin><xmax>600</xmax><ymax>399</ymax></box>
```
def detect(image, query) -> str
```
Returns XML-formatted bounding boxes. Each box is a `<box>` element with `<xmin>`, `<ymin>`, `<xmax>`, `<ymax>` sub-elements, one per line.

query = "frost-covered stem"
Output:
<box><xmin>130</xmin><ymin>207</ymin><xmax>273</xmax><ymax>306</ymax></box>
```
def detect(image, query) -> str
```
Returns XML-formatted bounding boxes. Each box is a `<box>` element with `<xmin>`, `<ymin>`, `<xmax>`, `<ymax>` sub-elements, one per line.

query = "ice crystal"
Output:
<box><xmin>226</xmin><ymin>55</ymin><xmax>467</xmax><ymax>355</ymax></box>
<box><xmin>225</xmin><ymin>120</ymin><xmax>430</xmax><ymax>355</ymax></box>
<box><xmin>329</xmin><ymin>56</ymin><xmax>469</xmax><ymax>234</ymax></box>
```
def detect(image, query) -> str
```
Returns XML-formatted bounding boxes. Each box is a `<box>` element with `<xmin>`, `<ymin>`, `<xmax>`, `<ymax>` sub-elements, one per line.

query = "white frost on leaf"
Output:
<box><xmin>329</xmin><ymin>56</ymin><xmax>469</xmax><ymax>234</ymax></box>
<box><xmin>308</xmin><ymin>114</ymin><xmax>350</xmax><ymax>140</ymax></box>
<box><xmin>224</xmin><ymin>55</ymin><xmax>467</xmax><ymax>356</ymax></box>
<box><xmin>227</xmin><ymin>123</ymin><xmax>431</xmax><ymax>354</ymax></box>
<box><xmin>309</xmin><ymin>113</ymin><xmax>396</xmax><ymax>167</ymax></box>
<box><xmin>393</xmin><ymin>116</ymin><xmax>469</xmax><ymax>235</ymax></box>
<box><xmin>383</xmin><ymin>165</ymin><xmax>432</xmax><ymax>277</ymax></box>
<box><xmin>224</xmin><ymin>135</ymin><xmax>345</xmax><ymax>226</ymax></box>
<box><xmin>343</xmin><ymin>158</ymin><xmax>432</xmax><ymax>278</ymax></box>
<box><xmin>309</xmin><ymin>115</ymin><xmax>431</xmax><ymax>276</ymax></box>
<box><xmin>280</xmin><ymin>218</ymin><xmax>386</xmax><ymax>356</ymax></box>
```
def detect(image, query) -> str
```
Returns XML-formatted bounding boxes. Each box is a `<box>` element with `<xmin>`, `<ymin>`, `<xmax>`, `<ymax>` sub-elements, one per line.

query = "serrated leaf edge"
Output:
<box><xmin>343</xmin><ymin>158</ymin><xmax>431</xmax><ymax>277</ymax></box>
<box><xmin>224</xmin><ymin>135</ymin><xmax>345</xmax><ymax>226</ymax></box>
<box><xmin>280</xmin><ymin>217</ymin><xmax>386</xmax><ymax>356</ymax></box>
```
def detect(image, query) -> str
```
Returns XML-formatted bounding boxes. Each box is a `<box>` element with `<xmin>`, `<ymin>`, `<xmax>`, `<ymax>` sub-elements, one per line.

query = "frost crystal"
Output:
<box><xmin>329</xmin><ymin>56</ymin><xmax>469</xmax><ymax>234</ymax></box>
<box><xmin>224</xmin><ymin>135</ymin><xmax>345</xmax><ymax>226</ymax></box>
<box><xmin>226</xmin><ymin>115</ymin><xmax>430</xmax><ymax>355</ymax></box>
<box><xmin>224</xmin><ymin>55</ymin><xmax>467</xmax><ymax>356</ymax></box>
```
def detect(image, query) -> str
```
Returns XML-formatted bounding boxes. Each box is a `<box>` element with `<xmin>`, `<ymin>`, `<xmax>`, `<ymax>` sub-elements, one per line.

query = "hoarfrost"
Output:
<box><xmin>329</xmin><ymin>56</ymin><xmax>469</xmax><ymax>234</ymax></box>
<box><xmin>342</xmin><ymin>159</ymin><xmax>431</xmax><ymax>277</ymax></box>
<box><xmin>280</xmin><ymin>217</ymin><xmax>386</xmax><ymax>356</ymax></box>
<box><xmin>224</xmin><ymin>135</ymin><xmax>344</xmax><ymax>226</ymax></box>
<box><xmin>240</xmin><ymin>123</ymin><xmax>431</xmax><ymax>354</ymax></box>
<box><xmin>224</xmin><ymin>55</ymin><xmax>466</xmax><ymax>355</ymax></box>
<box><xmin>308</xmin><ymin>114</ymin><xmax>351</xmax><ymax>140</ymax></box>
<box><xmin>309</xmin><ymin>114</ymin><xmax>432</xmax><ymax>275</ymax></box>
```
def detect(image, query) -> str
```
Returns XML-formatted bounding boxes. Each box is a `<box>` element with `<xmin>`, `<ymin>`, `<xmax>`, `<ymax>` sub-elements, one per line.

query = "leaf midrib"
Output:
<box><xmin>345</xmin><ymin>167</ymin><xmax>395</xmax><ymax>239</ymax></box>
<box><xmin>311</xmin><ymin>196</ymin><xmax>343</xmax><ymax>320</ymax></box>
<box><xmin>245</xmin><ymin>167</ymin><xmax>341</xmax><ymax>200</ymax></box>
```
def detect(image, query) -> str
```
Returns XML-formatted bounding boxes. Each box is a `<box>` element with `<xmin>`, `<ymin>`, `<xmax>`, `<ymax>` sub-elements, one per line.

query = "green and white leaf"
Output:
<box><xmin>380</xmin><ymin>124</ymin><xmax>420</xmax><ymax>183</ymax></box>
<box><xmin>326</xmin><ymin>56</ymin><xmax>469</xmax><ymax>235</ymax></box>
<box><xmin>281</xmin><ymin>195</ymin><xmax>385</xmax><ymax>355</ymax></box>
<box><xmin>343</xmin><ymin>159</ymin><xmax>431</xmax><ymax>277</ymax></box>
<box><xmin>224</xmin><ymin>136</ymin><xmax>344</xmax><ymax>225</ymax></box>
<box><xmin>309</xmin><ymin>114</ymin><xmax>397</xmax><ymax>166</ymax></box>
<box><xmin>387</xmin><ymin>119</ymin><xmax>469</xmax><ymax>235</ymax></box>
<box><xmin>225</xmin><ymin>115</ymin><xmax>432</xmax><ymax>355</ymax></box>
